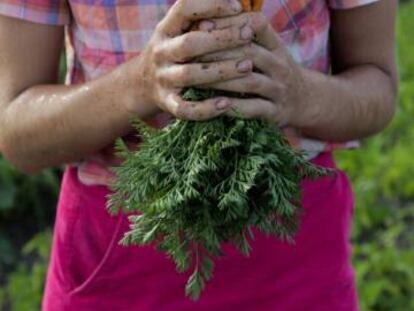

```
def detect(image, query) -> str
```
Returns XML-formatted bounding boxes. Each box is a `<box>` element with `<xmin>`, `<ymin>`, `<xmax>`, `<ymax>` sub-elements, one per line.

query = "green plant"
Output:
<box><xmin>0</xmin><ymin>230</ymin><xmax>52</xmax><ymax>311</ymax></box>
<box><xmin>110</xmin><ymin>115</ymin><xmax>326</xmax><ymax>300</ymax></box>
<box><xmin>0</xmin><ymin>158</ymin><xmax>60</xmax><ymax>293</ymax></box>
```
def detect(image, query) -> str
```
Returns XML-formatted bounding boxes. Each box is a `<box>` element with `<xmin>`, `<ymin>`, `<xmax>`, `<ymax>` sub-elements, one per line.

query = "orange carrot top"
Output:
<box><xmin>241</xmin><ymin>0</ymin><xmax>264</xmax><ymax>12</ymax></box>
<box><xmin>252</xmin><ymin>0</ymin><xmax>264</xmax><ymax>11</ymax></box>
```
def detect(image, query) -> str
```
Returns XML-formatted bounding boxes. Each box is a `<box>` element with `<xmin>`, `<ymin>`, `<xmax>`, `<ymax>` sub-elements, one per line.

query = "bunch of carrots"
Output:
<box><xmin>241</xmin><ymin>0</ymin><xmax>264</xmax><ymax>11</ymax></box>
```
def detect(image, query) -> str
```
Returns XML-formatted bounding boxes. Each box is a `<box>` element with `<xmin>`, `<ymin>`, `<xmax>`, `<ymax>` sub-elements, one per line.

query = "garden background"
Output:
<box><xmin>1</xmin><ymin>1</ymin><xmax>413</xmax><ymax>310</ymax></box>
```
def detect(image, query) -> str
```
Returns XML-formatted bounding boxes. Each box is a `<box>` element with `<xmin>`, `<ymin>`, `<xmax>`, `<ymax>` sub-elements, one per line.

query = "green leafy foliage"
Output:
<box><xmin>0</xmin><ymin>230</ymin><xmax>52</xmax><ymax>311</ymax></box>
<box><xmin>0</xmin><ymin>160</ymin><xmax>17</xmax><ymax>212</ymax></box>
<box><xmin>0</xmin><ymin>157</ymin><xmax>60</xmax><ymax>279</ymax></box>
<box><xmin>0</xmin><ymin>159</ymin><xmax>59</xmax><ymax>311</ymax></box>
<box><xmin>109</xmin><ymin>100</ymin><xmax>327</xmax><ymax>299</ymax></box>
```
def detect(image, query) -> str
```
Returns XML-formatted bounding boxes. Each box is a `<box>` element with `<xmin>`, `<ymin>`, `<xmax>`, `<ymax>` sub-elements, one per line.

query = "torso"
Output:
<box><xmin>67</xmin><ymin>0</ymin><xmax>331</xmax><ymax>82</ymax></box>
<box><xmin>64</xmin><ymin>0</ymin><xmax>358</xmax><ymax>186</ymax></box>
<box><xmin>41</xmin><ymin>3</ymin><xmax>360</xmax><ymax>309</ymax></box>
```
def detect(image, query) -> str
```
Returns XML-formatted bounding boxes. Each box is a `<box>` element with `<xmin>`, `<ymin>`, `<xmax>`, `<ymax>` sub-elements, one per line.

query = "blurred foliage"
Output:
<box><xmin>0</xmin><ymin>231</ymin><xmax>52</xmax><ymax>311</ymax></box>
<box><xmin>0</xmin><ymin>159</ymin><xmax>59</xmax><ymax>310</ymax></box>
<box><xmin>1</xmin><ymin>2</ymin><xmax>414</xmax><ymax>310</ymax></box>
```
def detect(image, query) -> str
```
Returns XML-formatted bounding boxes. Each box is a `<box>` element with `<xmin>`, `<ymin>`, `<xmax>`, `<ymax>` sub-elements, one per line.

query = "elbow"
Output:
<box><xmin>0</xmin><ymin>108</ymin><xmax>44</xmax><ymax>175</ymax></box>
<box><xmin>382</xmin><ymin>60</ymin><xmax>399</xmax><ymax>127</ymax></box>
<box><xmin>377</xmin><ymin>72</ymin><xmax>398</xmax><ymax>133</ymax></box>
<box><xmin>0</xmin><ymin>134</ymin><xmax>44</xmax><ymax>175</ymax></box>
<box><xmin>0</xmin><ymin>97</ymin><xmax>46</xmax><ymax>174</ymax></box>
<box><xmin>365</xmin><ymin>91</ymin><xmax>397</xmax><ymax>140</ymax></box>
<box><xmin>365</xmin><ymin>66</ymin><xmax>398</xmax><ymax>137</ymax></box>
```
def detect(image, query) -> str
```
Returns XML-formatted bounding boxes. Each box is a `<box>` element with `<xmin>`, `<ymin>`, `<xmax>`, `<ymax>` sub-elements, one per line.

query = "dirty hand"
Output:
<box><xmin>125</xmin><ymin>0</ymin><xmax>256</xmax><ymax>120</ymax></box>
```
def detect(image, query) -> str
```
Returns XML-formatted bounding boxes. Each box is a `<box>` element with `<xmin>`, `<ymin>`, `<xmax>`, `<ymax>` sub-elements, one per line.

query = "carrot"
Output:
<box><xmin>241</xmin><ymin>0</ymin><xmax>264</xmax><ymax>12</ymax></box>
<box><xmin>241</xmin><ymin>0</ymin><xmax>252</xmax><ymax>12</ymax></box>
<box><xmin>252</xmin><ymin>0</ymin><xmax>264</xmax><ymax>11</ymax></box>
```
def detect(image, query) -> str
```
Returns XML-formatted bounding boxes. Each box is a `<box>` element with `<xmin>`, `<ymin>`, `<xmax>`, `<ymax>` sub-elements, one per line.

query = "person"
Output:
<box><xmin>0</xmin><ymin>0</ymin><xmax>397</xmax><ymax>310</ymax></box>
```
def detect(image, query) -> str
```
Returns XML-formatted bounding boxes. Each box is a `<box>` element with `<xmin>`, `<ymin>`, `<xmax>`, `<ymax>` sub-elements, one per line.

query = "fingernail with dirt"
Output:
<box><xmin>237</xmin><ymin>59</ymin><xmax>253</xmax><ymax>73</ymax></box>
<box><xmin>216</xmin><ymin>99</ymin><xmax>232</xmax><ymax>110</ymax></box>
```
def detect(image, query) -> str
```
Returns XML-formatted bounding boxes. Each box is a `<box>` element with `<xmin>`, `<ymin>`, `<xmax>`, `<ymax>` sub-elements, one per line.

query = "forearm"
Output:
<box><xmin>0</xmin><ymin>0</ymin><xmax>254</xmax><ymax>173</ymax></box>
<box><xmin>0</xmin><ymin>61</ymin><xmax>158</xmax><ymax>173</ymax></box>
<box><xmin>297</xmin><ymin>64</ymin><xmax>397</xmax><ymax>142</ymax></box>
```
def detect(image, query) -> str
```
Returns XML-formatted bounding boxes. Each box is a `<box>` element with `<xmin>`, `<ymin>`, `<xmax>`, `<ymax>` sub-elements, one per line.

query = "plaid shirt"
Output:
<box><xmin>0</xmin><ymin>0</ymin><xmax>379</xmax><ymax>186</ymax></box>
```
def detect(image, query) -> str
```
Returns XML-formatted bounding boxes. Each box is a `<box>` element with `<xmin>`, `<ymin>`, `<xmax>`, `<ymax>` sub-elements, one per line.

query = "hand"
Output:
<box><xmin>195</xmin><ymin>12</ymin><xmax>308</xmax><ymax>127</ymax></box>
<box><xmin>124</xmin><ymin>0</ymin><xmax>256</xmax><ymax>121</ymax></box>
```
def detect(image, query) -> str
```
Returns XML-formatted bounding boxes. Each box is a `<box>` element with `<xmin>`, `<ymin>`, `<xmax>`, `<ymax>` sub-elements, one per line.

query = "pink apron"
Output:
<box><xmin>42</xmin><ymin>152</ymin><xmax>358</xmax><ymax>310</ymax></box>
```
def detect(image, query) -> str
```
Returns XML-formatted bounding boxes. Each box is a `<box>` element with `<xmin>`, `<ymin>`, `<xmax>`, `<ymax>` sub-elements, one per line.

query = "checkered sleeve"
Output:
<box><xmin>328</xmin><ymin>0</ymin><xmax>381</xmax><ymax>9</ymax></box>
<box><xmin>0</xmin><ymin>0</ymin><xmax>70</xmax><ymax>25</ymax></box>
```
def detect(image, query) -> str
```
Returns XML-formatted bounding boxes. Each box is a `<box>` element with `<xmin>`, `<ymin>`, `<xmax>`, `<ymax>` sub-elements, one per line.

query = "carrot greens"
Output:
<box><xmin>108</xmin><ymin>93</ymin><xmax>328</xmax><ymax>300</ymax></box>
<box><xmin>107</xmin><ymin>0</ymin><xmax>328</xmax><ymax>301</ymax></box>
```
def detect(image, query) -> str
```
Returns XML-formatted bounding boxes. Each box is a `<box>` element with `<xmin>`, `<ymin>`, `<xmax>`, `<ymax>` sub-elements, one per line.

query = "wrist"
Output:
<box><xmin>287</xmin><ymin>67</ymin><xmax>323</xmax><ymax>130</ymax></box>
<box><xmin>115</xmin><ymin>57</ymin><xmax>161</xmax><ymax>120</ymax></box>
